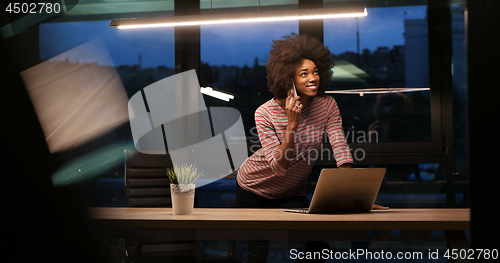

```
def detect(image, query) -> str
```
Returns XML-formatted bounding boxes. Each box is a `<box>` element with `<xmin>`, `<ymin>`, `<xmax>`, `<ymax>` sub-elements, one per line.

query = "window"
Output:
<box><xmin>324</xmin><ymin>5</ymin><xmax>431</xmax><ymax>144</ymax></box>
<box><xmin>199</xmin><ymin>21</ymin><xmax>299</xmax><ymax>140</ymax></box>
<box><xmin>37</xmin><ymin>20</ymin><xmax>175</xmax><ymax>205</ymax></box>
<box><xmin>40</xmin><ymin>21</ymin><xmax>176</xmax><ymax>98</ymax></box>
<box><xmin>30</xmin><ymin>0</ymin><xmax>464</xmax><ymax>207</ymax></box>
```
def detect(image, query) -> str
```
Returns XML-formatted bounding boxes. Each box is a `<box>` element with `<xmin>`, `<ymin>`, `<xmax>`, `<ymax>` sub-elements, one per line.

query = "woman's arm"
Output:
<box><xmin>254</xmin><ymin>94</ymin><xmax>303</xmax><ymax>176</ymax></box>
<box><xmin>325</xmin><ymin>98</ymin><xmax>354</xmax><ymax>167</ymax></box>
<box><xmin>274</xmin><ymin>93</ymin><xmax>303</xmax><ymax>169</ymax></box>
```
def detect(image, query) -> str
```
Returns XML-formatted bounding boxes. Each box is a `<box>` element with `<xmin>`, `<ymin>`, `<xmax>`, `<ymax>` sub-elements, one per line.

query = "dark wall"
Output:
<box><xmin>468</xmin><ymin>0</ymin><xmax>500</xmax><ymax>248</ymax></box>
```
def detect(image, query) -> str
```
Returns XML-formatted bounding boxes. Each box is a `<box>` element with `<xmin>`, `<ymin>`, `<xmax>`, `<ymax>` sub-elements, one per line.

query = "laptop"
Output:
<box><xmin>283</xmin><ymin>168</ymin><xmax>386</xmax><ymax>214</ymax></box>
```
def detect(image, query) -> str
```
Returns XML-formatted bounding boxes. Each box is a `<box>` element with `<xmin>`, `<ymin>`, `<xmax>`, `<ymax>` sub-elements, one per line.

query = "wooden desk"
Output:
<box><xmin>87</xmin><ymin>208</ymin><xmax>469</xmax><ymax>243</ymax></box>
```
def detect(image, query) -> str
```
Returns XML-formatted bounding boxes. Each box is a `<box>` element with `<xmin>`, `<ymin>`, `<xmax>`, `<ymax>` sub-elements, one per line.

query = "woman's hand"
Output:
<box><xmin>338</xmin><ymin>163</ymin><xmax>353</xmax><ymax>169</ymax></box>
<box><xmin>372</xmin><ymin>204</ymin><xmax>389</xmax><ymax>210</ymax></box>
<box><xmin>284</xmin><ymin>92</ymin><xmax>302</xmax><ymax>129</ymax></box>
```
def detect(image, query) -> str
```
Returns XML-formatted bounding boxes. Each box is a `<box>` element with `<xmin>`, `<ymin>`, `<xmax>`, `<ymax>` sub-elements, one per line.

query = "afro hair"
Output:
<box><xmin>266</xmin><ymin>33</ymin><xmax>334</xmax><ymax>99</ymax></box>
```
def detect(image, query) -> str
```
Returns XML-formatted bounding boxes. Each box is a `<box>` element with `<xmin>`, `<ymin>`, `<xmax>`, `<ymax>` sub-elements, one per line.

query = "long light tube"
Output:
<box><xmin>326</xmin><ymin>87</ymin><xmax>429</xmax><ymax>95</ymax></box>
<box><xmin>111</xmin><ymin>7</ymin><xmax>367</xmax><ymax>29</ymax></box>
<box><xmin>200</xmin><ymin>87</ymin><xmax>234</xmax><ymax>102</ymax></box>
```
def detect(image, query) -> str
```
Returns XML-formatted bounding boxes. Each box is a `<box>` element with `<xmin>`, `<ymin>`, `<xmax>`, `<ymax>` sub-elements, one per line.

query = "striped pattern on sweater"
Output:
<box><xmin>237</xmin><ymin>95</ymin><xmax>353</xmax><ymax>199</ymax></box>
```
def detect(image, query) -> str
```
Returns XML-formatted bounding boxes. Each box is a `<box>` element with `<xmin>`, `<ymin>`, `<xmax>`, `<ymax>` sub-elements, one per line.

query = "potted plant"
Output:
<box><xmin>166</xmin><ymin>164</ymin><xmax>204</xmax><ymax>215</ymax></box>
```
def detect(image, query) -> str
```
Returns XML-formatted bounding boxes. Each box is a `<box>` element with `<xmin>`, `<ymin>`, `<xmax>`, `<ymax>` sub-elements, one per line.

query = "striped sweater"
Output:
<box><xmin>237</xmin><ymin>95</ymin><xmax>353</xmax><ymax>199</ymax></box>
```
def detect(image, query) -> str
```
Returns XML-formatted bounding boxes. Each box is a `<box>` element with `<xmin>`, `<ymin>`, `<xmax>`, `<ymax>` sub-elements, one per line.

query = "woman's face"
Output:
<box><xmin>293</xmin><ymin>59</ymin><xmax>320</xmax><ymax>100</ymax></box>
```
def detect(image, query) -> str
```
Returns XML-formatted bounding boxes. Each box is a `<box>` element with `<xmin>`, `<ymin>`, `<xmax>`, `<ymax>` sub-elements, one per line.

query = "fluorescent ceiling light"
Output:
<box><xmin>326</xmin><ymin>88</ymin><xmax>429</xmax><ymax>95</ymax></box>
<box><xmin>200</xmin><ymin>87</ymin><xmax>234</xmax><ymax>102</ymax></box>
<box><xmin>111</xmin><ymin>6</ymin><xmax>367</xmax><ymax>29</ymax></box>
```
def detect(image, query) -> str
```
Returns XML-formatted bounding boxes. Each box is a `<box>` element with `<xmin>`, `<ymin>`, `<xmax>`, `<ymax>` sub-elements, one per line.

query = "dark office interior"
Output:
<box><xmin>1</xmin><ymin>0</ymin><xmax>499</xmax><ymax>262</ymax></box>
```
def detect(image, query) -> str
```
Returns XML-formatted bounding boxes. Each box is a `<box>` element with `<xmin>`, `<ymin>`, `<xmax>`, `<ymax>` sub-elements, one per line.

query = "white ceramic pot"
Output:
<box><xmin>170</xmin><ymin>183</ymin><xmax>195</xmax><ymax>215</ymax></box>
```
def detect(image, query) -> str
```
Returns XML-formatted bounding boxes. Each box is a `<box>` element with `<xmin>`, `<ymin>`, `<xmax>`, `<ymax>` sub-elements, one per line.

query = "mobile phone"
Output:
<box><xmin>289</xmin><ymin>80</ymin><xmax>298</xmax><ymax>105</ymax></box>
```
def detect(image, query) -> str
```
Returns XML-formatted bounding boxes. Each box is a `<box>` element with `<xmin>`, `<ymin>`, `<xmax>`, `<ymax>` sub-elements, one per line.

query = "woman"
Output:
<box><xmin>236</xmin><ymin>34</ymin><xmax>384</xmax><ymax>262</ymax></box>
<box><xmin>237</xmin><ymin>34</ymin><xmax>352</xmax><ymax>202</ymax></box>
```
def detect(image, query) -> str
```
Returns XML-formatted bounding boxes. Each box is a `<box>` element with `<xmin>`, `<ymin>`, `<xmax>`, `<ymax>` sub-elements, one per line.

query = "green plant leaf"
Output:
<box><xmin>166</xmin><ymin>163</ymin><xmax>204</xmax><ymax>185</ymax></box>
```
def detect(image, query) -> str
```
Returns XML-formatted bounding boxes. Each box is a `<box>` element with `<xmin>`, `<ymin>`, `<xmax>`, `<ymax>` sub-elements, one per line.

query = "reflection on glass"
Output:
<box><xmin>22</xmin><ymin>39</ymin><xmax>129</xmax><ymax>153</ymax></box>
<box><xmin>331</xmin><ymin>89</ymin><xmax>430</xmax><ymax>143</ymax></box>
<box><xmin>368</xmin><ymin>92</ymin><xmax>413</xmax><ymax>142</ymax></box>
<box><xmin>38</xmin><ymin>20</ymin><xmax>175</xmax><ymax>181</ymax></box>
<box><xmin>324</xmin><ymin>5</ymin><xmax>431</xmax><ymax>142</ymax></box>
